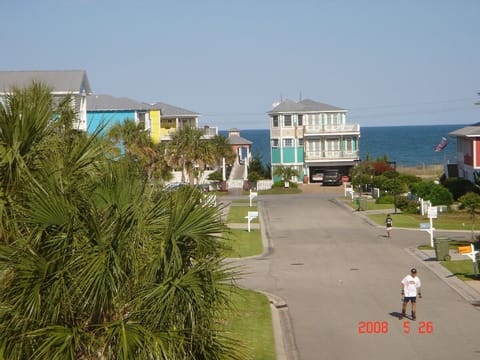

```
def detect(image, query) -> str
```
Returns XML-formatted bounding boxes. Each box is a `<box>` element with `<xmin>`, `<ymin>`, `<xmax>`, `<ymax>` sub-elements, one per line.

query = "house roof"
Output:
<box><xmin>268</xmin><ymin>98</ymin><xmax>346</xmax><ymax>114</ymax></box>
<box><xmin>0</xmin><ymin>70</ymin><xmax>91</xmax><ymax>95</ymax></box>
<box><xmin>87</xmin><ymin>95</ymin><xmax>199</xmax><ymax>117</ymax></box>
<box><xmin>150</xmin><ymin>101</ymin><xmax>199</xmax><ymax>117</ymax></box>
<box><xmin>87</xmin><ymin>94</ymin><xmax>151</xmax><ymax>111</ymax></box>
<box><xmin>227</xmin><ymin>134</ymin><xmax>252</xmax><ymax>146</ymax></box>
<box><xmin>449</xmin><ymin>123</ymin><xmax>480</xmax><ymax>137</ymax></box>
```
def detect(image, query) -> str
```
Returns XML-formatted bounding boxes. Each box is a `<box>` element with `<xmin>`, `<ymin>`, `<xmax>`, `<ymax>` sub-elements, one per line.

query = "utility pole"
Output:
<box><xmin>388</xmin><ymin>161</ymin><xmax>397</xmax><ymax>214</ymax></box>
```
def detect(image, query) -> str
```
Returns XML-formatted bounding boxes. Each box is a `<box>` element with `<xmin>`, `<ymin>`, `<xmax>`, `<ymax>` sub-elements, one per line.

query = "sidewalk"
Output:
<box><xmin>225</xmin><ymin>192</ymin><xmax>480</xmax><ymax>359</ymax></box>
<box><xmin>410</xmin><ymin>247</ymin><xmax>480</xmax><ymax>305</ymax></box>
<box><xmin>351</xmin><ymin>201</ymin><xmax>480</xmax><ymax>306</ymax></box>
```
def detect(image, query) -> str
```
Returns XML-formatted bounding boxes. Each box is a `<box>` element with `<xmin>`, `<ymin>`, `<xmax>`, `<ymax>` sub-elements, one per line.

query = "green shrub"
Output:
<box><xmin>441</xmin><ymin>177</ymin><xmax>474</xmax><ymax>200</ymax></box>
<box><xmin>273</xmin><ymin>180</ymin><xmax>297</xmax><ymax>188</ymax></box>
<box><xmin>376</xmin><ymin>195</ymin><xmax>394</xmax><ymax>204</ymax></box>
<box><xmin>396</xmin><ymin>196</ymin><xmax>419</xmax><ymax>214</ymax></box>
<box><xmin>208</xmin><ymin>170</ymin><xmax>223</xmax><ymax>181</ymax></box>
<box><xmin>247</xmin><ymin>171</ymin><xmax>262</xmax><ymax>183</ymax></box>
<box><xmin>398</xmin><ymin>173</ymin><xmax>422</xmax><ymax>185</ymax></box>
<box><xmin>410</xmin><ymin>181</ymin><xmax>453</xmax><ymax>206</ymax></box>
<box><xmin>429</xmin><ymin>185</ymin><xmax>453</xmax><ymax>206</ymax></box>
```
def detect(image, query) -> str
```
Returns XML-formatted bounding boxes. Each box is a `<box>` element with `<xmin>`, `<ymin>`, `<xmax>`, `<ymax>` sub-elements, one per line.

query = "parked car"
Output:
<box><xmin>312</xmin><ymin>171</ymin><xmax>324</xmax><ymax>183</ymax></box>
<box><xmin>323</xmin><ymin>169</ymin><xmax>342</xmax><ymax>186</ymax></box>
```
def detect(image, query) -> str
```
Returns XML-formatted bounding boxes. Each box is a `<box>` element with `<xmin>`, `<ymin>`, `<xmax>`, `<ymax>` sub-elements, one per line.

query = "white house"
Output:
<box><xmin>0</xmin><ymin>70</ymin><xmax>92</xmax><ymax>131</ymax></box>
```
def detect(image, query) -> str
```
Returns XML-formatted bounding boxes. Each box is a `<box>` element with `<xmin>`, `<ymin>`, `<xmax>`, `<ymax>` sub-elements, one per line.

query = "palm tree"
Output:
<box><xmin>0</xmin><ymin>82</ymin><xmax>78</xmax><ymax>243</ymax></box>
<box><xmin>106</xmin><ymin>119</ymin><xmax>172</xmax><ymax>183</ymax></box>
<box><xmin>0</xmin><ymin>84</ymin><xmax>242</xmax><ymax>359</ymax></box>
<box><xmin>273</xmin><ymin>165</ymin><xmax>299</xmax><ymax>185</ymax></box>
<box><xmin>458</xmin><ymin>192</ymin><xmax>480</xmax><ymax>241</ymax></box>
<box><xmin>210</xmin><ymin>135</ymin><xmax>236</xmax><ymax>181</ymax></box>
<box><xmin>166</xmin><ymin>126</ymin><xmax>207</xmax><ymax>185</ymax></box>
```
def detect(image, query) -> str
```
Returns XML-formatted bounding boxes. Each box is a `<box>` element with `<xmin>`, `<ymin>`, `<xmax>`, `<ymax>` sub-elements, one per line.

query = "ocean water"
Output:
<box><xmin>221</xmin><ymin>124</ymin><xmax>464</xmax><ymax>168</ymax></box>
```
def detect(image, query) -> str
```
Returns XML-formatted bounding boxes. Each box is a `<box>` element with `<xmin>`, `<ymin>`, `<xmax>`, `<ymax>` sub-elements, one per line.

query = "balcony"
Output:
<box><xmin>304</xmin><ymin>123</ymin><xmax>360</xmax><ymax>136</ymax></box>
<box><xmin>202</xmin><ymin>126</ymin><xmax>219</xmax><ymax>139</ymax></box>
<box><xmin>305</xmin><ymin>150</ymin><xmax>359</xmax><ymax>162</ymax></box>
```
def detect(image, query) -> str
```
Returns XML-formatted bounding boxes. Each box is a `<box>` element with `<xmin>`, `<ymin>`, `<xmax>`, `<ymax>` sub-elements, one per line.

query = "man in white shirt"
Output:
<box><xmin>400</xmin><ymin>268</ymin><xmax>422</xmax><ymax>320</ymax></box>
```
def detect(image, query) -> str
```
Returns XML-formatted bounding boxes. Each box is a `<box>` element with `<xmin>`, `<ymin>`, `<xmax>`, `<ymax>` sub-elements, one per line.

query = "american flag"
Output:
<box><xmin>434</xmin><ymin>137</ymin><xmax>449</xmax><ymax>152</ymax></box>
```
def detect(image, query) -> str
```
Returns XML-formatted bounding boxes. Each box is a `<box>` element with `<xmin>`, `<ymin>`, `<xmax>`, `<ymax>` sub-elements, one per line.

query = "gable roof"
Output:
<box><xmin>299</xmin><ymin>99</ymin><xmax>346</xmax><ymax>111</ymax></box>
<box><xmin>87</xmin><ymin>94</ymin><xmax>151</xmax><ymax>111</ymax></box>
<box><xmin>268</xmin><ymin>98</ymin><xmax>346</xmax><ymax>114</ymax></box>
<box><xmin>449</xmin><ymin>123</ymin><xmax>480</xmax><ymax>137</ymax></box>
<box><xmin>150</xmin><ymin>101</ymin><xmax>199</xmax><ymax>117</ymax></box>
<box><xmin>227</xmin><ymin>134</ymin><xmax>252</xmax><ymax>146</ymax></box>
<box><xmin>0</xmin><ymin>70</ymin><xmax>91</xmax><ymax>95</ymax></box>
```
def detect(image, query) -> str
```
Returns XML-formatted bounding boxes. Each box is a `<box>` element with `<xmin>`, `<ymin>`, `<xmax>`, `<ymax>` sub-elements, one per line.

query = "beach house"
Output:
<box><xmin>448</xmin><ymin>123</ymin><xmax>480</xmax><ymax>183</ymax></box>
<box><xmin>0</xmin><ymin>70</ymin><xmax>91</xmax><ymax>131</ymax></box>
<box><xmin>87</xmin><ymin>95</ymin><xmax>215</xmax><ymax>143</ymax></box>
<box><xmin>268</xmin><ymin>99</ymin><xmax>361</xmax><ymax>183</ymax></box>
<box><xmin>87</xmin><ymin>94</ymin><xmax>152</xmax><ymax>134</ymax></box>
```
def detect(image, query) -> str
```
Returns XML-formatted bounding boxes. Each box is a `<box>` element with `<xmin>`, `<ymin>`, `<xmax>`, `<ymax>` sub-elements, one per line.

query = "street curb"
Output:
<box><xmin>257</xmin><ymin>291</ymin><xmax>300</xmax><ymax>360</ymax></box>
<box><xmin>335</xmin><ymin>198</ymin><xmax>480</xmax><ymax>307</ymax></box>
<box><xmin>222</xmin><ymin>197</ymin><xmax>298</xmax><ymax>359</ymax></box>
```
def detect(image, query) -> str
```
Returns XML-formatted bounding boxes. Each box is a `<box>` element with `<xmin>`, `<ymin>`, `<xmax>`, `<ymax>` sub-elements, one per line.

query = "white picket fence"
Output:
<box><xmin>256</xmin><ymin>180</ymin><xmax>273</xmax><ymax>191</ymax></box>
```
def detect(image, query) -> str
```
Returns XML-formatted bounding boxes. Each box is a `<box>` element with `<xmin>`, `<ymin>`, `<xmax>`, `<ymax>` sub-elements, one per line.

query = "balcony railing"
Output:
<box><xmin>304</xmin><ymin>123</ymin><xmax>360</xmax><ymax>134</ymax></box>
<box><xmin>202</xmin><ymin>126</ymin><xmax>218</xmax><ymax>138</ymax></box>
<box><xmin>305</xmin><ymin>150</ymin><xmax>359</xmax><ymax>161</ymax></box>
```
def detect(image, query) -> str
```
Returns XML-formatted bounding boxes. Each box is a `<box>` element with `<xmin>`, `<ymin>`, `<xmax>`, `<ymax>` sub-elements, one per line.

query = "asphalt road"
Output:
<box><xmin>232</xmin><ymin>192</ymin><xmax>480</xmax><ymax>360</ymax></box>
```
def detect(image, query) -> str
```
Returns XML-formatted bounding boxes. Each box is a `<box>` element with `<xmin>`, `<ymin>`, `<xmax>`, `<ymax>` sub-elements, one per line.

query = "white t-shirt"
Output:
<box><xmin>401</xmin><ymin>274</ymin><xmax>421</xmax><ymax>297</ymax></box>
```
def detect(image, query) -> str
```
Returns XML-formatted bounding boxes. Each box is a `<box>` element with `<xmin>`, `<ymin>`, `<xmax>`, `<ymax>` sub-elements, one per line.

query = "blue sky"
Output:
<box><xmin>1</xmin><ymin>0</ymin><xmax>479</xmax><ymax>129</ymax></box>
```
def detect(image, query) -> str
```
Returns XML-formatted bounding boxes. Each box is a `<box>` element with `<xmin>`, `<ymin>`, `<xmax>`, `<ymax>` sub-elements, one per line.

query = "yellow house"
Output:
<box><xmin>149</xmin><ymin>102</ymin><xmax>200</xmax><ymax>142</ymax></box>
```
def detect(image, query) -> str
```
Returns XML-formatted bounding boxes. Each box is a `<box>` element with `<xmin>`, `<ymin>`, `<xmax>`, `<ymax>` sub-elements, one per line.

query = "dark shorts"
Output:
<box><xmin>403</xmin><ymin>296</ymin><xmax>416</xmax><ymax>303</ymax></box>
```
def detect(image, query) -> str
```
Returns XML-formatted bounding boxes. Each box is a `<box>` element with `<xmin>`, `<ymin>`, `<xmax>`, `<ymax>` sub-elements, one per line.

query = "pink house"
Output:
<box><xmin>449</xmin><ymin>123</ymin><xmax>480</xmax><ymax>182</ymax></box>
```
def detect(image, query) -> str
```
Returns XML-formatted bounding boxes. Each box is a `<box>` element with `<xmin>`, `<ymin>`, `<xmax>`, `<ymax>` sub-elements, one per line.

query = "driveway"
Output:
<box><xmin>232</xmin><ymin>190</ymin><xmax>480</xmax><ymax>360</ymax></box>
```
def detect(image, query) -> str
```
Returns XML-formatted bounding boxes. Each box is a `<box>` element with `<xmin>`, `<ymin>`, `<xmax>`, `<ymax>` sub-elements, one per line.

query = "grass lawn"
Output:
<box><xmin>440</xmin><ymin>260</ymin><xmax>480</xmax><ymax>281</ymax></box>
<box><xmin>223</xmin><ymin>228</ymin><xmax>263</xmax><ymax>257</ymax></box>
<box><xmin>224</xmin><ymin>288</ymin><xmax>276</xmax><ymax>360</ymax></box>
<box><xmin>223</xmin><ymin>202</ymin><xmax>275</xmax><ymax>359</ymax></box>
<box><xmin>368</xmin><ymin>212</ymin><xmax>480</xmax><ymax>231</ymax></box>
<box><xmin>227</xmin><ymin>206</ymin><xmax>259</xmax><ymax>223</ymax></box>
<box><xmin>343</xmin><ymin>198</ymin><xmax>394</xmax><ymax>211</ymax></box>
<box><xmin>418</xmin><ymin>239</ymin><xmax>473</xmax><ymax>250</ymax></box>
<box><xmin>340</xmin><ymin>196</ymin><xmax>480</xmax><ymax>232</ymax></box>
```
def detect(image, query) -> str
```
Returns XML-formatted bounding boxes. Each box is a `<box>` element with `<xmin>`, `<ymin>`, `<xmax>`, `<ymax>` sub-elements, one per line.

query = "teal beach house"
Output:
<box><xmin>268</xmin><ymin>99</ymin><xmax>361</xmax><ymax>184</ymax></box>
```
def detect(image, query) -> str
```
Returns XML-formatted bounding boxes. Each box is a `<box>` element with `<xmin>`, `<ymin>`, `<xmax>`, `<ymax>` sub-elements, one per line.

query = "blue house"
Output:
<box><xmin>87</xmin><ymin>94</ymin><xmax>152</xmax><ymax>134</ymax></box>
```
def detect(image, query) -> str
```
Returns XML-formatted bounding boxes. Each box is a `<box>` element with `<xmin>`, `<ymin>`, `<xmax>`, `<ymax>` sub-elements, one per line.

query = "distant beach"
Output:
<box><xmin>222</xmin><ymin>124</ymin><xmax>463</xmax><ymax>168</ymax></box>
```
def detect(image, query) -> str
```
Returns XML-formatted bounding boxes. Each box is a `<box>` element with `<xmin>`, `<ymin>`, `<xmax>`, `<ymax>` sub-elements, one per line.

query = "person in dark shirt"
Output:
<box><xmin>385</xmin><ymin>214</ymin><xmax>393</xmax><ymax>238</ymax></box>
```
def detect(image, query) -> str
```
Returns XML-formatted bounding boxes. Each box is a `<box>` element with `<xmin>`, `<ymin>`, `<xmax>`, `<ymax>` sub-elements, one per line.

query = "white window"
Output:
<box><xmin>283</xmin><ymin>138</ymin><xmax>293</xmax><ymax>147</ymax></box>
<box><xmin>271</xmin><ymin>138</ymin><xmax>279</xmax><ymax>147</ymax></box>
<box><xmin>298</xmin><ymin>138</ymin><xmax>304</xmax><ymax>146</ymax></box>
<box><xmin>272</xmin><ymin>116</ymin><xmax>279</xmax><ymax>127</ymax></box>
<box><xmin>284</xmin><ymin>115</ymin><xmax>292</xmax><ymax>127</ymax></box>
<box><xmin>307</xmin><ymin>139</ymin><xmax>322</xmax><ymax>153</ymax></box>
<box><xmin>344</xmin><ymin>137</ymin><xmax>352</xmax><ymax>151</ymax></box>
<box><xmin>298</xmin><ymin>114</ymin><xmax>303</xmax><ymax>126</ymax></box>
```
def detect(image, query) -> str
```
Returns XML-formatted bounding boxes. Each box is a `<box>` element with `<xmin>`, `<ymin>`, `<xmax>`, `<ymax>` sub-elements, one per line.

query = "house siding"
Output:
<box><xmin>272</xmin><ymin>148</ymin><xmax>281</xmax><ymax>164</ymax></box>
<box><xmin>149</xmin><ymin>110</ymin><xmax>161</xmax><ymax>143</ymax></box>
<box><xmin>475</xmin><ymin>139</ymin><xmax>480</xmax><ymax>168</ymax></box>
<box><xmin>282</xmin><ymin>148</ymin><xmax>296</xmax><ymax>163</ymax></box>
<box><xmin>296</xmin><ymin>147</ymin><xmax>304</xmax><ymax>162</ymax></box>
<box><xmin>87</xmin><ymin>111</ymin><xmax>135</xmax><ymax>134</ymax></box>
<box><xmin>269</xmin><ymin>99</ymin><xmax>360</xmax><ymax>183</ymax></box>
